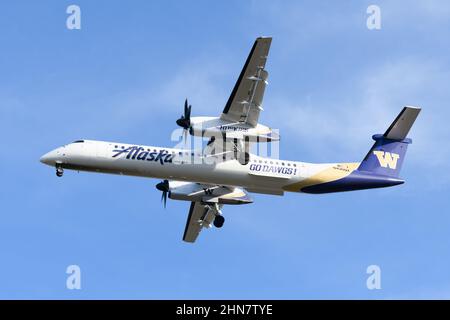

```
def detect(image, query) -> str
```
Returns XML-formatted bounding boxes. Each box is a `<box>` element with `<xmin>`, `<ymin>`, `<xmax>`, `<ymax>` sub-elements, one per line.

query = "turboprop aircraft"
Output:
<box><xmin>40</xmin><ymin>37</ymin><xmax>421</xmax><ymax>243</ymax></box>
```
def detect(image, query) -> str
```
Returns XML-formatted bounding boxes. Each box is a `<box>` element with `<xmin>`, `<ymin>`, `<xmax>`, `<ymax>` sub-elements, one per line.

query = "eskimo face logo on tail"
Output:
<box><xmin>373</xmin><ymin>151</ymin><xmax>400</xmax><ymax>169</ymax></box>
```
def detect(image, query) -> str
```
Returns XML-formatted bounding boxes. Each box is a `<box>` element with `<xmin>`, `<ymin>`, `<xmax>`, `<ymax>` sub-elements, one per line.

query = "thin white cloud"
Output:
<box><xmin>382</xmin><ymin>0</ymin><xmax>450</xmax><ymax>22</ymax></box>
<box><xmin>265</xmin><ymin>57</ymin><xmax>450</xmax><ymax>173</ymax></box>
<box><xmin>157</xmin><ymin>60</ymin><xmax>230</xmax><ymax>114</ymax></box>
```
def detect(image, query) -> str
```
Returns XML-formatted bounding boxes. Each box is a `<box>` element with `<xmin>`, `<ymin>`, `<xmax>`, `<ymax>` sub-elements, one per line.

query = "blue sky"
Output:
<box><xmin>1</xmin><ymin>0</ymin><xmax>450</xmax><ymax>299</ymax></box>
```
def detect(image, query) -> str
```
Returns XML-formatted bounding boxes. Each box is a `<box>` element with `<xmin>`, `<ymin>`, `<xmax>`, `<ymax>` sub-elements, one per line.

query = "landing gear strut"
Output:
<box><xmin>232</xmin><ymin>138</ymin><xmax>250</xmax><ymax>166</ymax></box>
<box><xmin>56</xmin><ymin>165</ymin><xmax>64</xmax><ymax>177</ymax></box>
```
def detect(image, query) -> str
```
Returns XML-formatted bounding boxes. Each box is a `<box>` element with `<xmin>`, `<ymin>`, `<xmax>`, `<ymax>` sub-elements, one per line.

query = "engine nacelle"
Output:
<box><xmin>189</xmin><ymin>117</ymin><xmax>280</xmax><ymax>142</ymax></box>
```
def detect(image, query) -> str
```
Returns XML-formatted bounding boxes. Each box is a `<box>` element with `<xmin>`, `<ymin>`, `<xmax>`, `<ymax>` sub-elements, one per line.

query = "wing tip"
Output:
<box><xmin>405</xmin><ymin>105</ymin><xmax>421</xmax><ymax>110</ymax></box>
<box><xmin>256</xmin><ymin>36</ymin><xmax>272</xmax><ymax>42</ymax></box>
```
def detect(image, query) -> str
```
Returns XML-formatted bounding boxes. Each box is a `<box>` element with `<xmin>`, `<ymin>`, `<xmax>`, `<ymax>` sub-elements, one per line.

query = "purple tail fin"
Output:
<box><xmin>358</xmin><ymin>135</ymin><xmax>411</xmax><ymax>177</ymax></box>
<box><xmin>357</xmin><ymin>106</ymin><xmax>421</xmax><ymax>178</ymax></box>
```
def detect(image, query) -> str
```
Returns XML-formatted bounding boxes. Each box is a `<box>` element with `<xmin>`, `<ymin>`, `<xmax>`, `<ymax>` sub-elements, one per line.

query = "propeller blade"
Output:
<box><xmin>163</xmin><ymin>191</ymin><xmax>167</xmax><ymax>208</ymax></box>
<box><xmin>156</xmin><ymin>180</ymin><xmax>169</xmax><ymax>208</ymax></box>
<box><xmin>176</xmin><ymin>99</ymin><xmax>192</xmax><ymax>130</ymax></box>
<box><xmin>186</xmin><ymin>104</ymin><xmax>191</xmax><ymax>119</ymax></box>
<box><xmin>161</xmin><ymin>191</ymin><xmax>167</xmax><ymax>208</ymax></box>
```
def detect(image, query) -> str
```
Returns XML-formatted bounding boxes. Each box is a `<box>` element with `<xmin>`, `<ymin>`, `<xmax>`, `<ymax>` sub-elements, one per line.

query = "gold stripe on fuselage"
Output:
<box><xmin>283</xmin><ymin>163</ymin><xmax>360</xmax><ymax>192</ymax></box>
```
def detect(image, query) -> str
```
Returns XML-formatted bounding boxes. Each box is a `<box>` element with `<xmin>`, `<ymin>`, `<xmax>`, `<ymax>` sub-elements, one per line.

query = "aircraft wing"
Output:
<box><xmin>220</xmin><ymin>37</ymin><xmax>272</xmax><ymax>127</ymax></box>
<box><xmin>183</xmin><ymin>202</ymin><xmax>223</xmax><ymax>243</ymax></box>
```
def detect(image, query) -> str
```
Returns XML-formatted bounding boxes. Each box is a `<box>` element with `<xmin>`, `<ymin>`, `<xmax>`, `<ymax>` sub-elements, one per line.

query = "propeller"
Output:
<box><xmin>176</xmin><ymin>99</ymin><xmax>192</xmax><ymax>144</ymax></box>
<box><xmin>155</xmin><ymin>179</ymin><xmax>169</xmax><ymax>208</ymax></box>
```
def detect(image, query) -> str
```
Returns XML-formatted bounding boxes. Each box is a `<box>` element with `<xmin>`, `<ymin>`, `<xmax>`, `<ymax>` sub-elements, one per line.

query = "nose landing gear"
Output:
<box><xmin>56</xmin><ymin>165</ymin><xmax>64</xmax><ymax>177</ymax></box>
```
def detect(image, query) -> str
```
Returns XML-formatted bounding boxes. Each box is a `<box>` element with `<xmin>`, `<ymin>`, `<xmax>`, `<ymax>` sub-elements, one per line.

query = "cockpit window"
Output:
<box><xmin>72</xmin><ymin>140</ymin><xmax>85</xmax><ymax>143</ymax></box>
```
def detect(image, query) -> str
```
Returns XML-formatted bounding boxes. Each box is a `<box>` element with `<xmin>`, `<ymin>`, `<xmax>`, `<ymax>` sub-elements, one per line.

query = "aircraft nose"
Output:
<box><xmin>40</xmin><ymin>151</ymin><xmax>53</xmax><ymax>165</ymax></box>
<box><xmin>40</xmin><ymin>149</ymin><xmax>59</xmax><ymax>166</ymax></box>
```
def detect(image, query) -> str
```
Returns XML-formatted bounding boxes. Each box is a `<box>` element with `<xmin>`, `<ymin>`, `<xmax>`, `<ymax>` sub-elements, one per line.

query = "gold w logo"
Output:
<box><xmin>373</xmin><ymin>151</ymin><xmax>400</xmax><ymax>169</ymax></box>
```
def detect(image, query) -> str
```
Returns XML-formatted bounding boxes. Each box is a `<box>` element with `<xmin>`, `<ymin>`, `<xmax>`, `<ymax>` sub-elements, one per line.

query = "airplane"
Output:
<box><xmin>40</xmin><ymin>37</ymin><xmax>421</xmax><ymax>243</ymax></box>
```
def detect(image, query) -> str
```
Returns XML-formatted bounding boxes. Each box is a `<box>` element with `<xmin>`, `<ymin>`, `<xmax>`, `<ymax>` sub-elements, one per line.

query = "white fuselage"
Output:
<box><xmin>40</xmin><ymin>140</ymin><xmax>344</xmax><ymax>195</ymax></box>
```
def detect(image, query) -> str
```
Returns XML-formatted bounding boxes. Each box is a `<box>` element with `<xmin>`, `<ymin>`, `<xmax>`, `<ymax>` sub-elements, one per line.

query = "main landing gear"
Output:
<box><xmin>56</xmin><ymin>164</ymin><xmax>64</xmax><ymax>177</ymax></box>
<box><xmin>232</xmin><ymin>138</ymin><xmax>250</xmax><ymax>166</ymax></box>
<box><xmin>213</xmin><ymin>214</ymin><xmax>225</xmax><ymax>228</ymax></box>
<box><xmin>207</xmin><ymin>203</ymin><xmax>225</xmax><ymax>228</ymax></box>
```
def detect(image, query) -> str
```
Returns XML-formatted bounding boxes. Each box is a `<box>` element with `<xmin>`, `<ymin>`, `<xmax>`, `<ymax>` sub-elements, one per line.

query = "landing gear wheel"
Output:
<box><xmin>213</xmin><ymin>215</ymin><xmax>225</xmax><ymax>228</ymax></box>
<box><xmin>56</xmin><ymin>166</ymin><xmax>64</xmax><ymax>177</ymax></box>
<box><xmin>238</xmin><ymin>152</ymin><xmax>250</xmax><ymax>165</ymax></box>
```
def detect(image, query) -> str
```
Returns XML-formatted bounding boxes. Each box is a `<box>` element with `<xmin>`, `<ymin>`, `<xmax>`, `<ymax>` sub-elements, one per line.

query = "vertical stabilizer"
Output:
<box><xmin>358</xmin><ymin>106</ymin><xmax>421</xmax><ymax>178</ymax></box>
